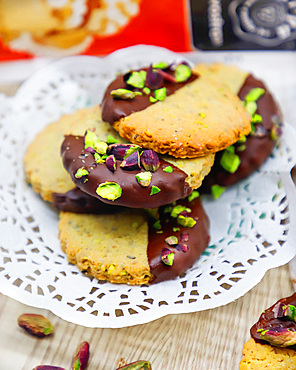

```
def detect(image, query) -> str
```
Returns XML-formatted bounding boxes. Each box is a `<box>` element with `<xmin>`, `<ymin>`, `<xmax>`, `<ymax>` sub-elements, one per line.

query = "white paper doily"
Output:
<box><xmin>1</xmin><ymin>46</ymin><xmax>296</xmax><ymax>328</ymax></box>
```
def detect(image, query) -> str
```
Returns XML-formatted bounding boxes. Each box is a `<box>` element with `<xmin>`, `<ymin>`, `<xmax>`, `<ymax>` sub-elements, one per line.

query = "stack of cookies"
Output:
<box><xmin>24</xmin><ymin>60</ymin><xmax>282</xmax><ymax>285</ymax></box>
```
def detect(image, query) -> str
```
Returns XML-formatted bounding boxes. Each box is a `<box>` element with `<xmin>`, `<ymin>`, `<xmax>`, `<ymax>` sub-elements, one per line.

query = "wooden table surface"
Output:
<box><xmin>0</xmin><ymin>61</ymin><xmax>295</xmax><ymax>370</ymax></box>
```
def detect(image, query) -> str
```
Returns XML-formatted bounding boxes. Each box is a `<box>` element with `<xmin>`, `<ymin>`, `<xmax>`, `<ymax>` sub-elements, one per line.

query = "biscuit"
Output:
<box><xmin>101</xmin><ymin>65</ymin><xmax>252</xmax><ymax>158</ymax></box>
<box><xmin>59</xmin><ymin>197</ymin><xmax>210</xmax><ymax>285</ymax></box>
<box><xmin>198</xmin><ymin>66</ymin><xmax>282</xmax><ymax>192</ymax></box>
<box><xmin>24</xmin><ymin>105</ymin><xmax>125</xmax><ymax>202</ymax></box>
<box><xmin>239</xmin><ymin>338</ymin><xmax>296</xmax><ymax>370</ymax></box>
<box><xmin>61</xmin><ymin>134</ymin><xmax>214</xmax><ymax>208</ymax></box>
<box><xmin>25</xmin><ymin>105</ymin><xmax>214</xmax><ymax>206</ymax></box>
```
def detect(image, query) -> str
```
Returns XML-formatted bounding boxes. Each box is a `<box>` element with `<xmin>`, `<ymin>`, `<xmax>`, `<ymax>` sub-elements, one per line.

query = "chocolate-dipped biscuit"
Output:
<box><xmin>200</xmin><ymin>73</ymin><xmax>283</xmax><ymax>193</ymax></box>
<box><xmin>239</xmin><ymin>293</ymin><xmax>296</xmax><ymax>369</ymax></box>
<box><xmin>101</xmin><ymin>65</ymin><xmax>198</xmax><ymax>124</ymax></box>
<box><xmin>61</xmin><ymin>133</ymin><xmax>213</xmax><ymax>209</ymax></box>
<box><xmin>250</xmin><ymin>292</ymin><xmax>296</xmax><ymax>349</ymax></box>
<box><xmin>53</xmin><ymin>187</ymin><xmax>126</xmax><ymax>214</ymax></box>
<box><xmin>58</xmin><ymin>194</ymin><xmax>210</xmax><ymax>285</ymax></box>
<box><xmin>101</xmin><ymin>62</ymin><xmax>251</xmax><ymax>158</ymax></box>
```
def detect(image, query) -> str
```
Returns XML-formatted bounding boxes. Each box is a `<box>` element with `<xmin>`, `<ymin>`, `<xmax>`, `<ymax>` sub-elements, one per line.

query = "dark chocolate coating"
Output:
<box><xmin>52</xmin><ymin>187</ymin><xmax>209</xmax><ymax>284</ymax></box>
<box><xmin>148</xmin><ymin>197</ymin><xmax>210</xmax><ymax>284</ymax></box>
<box><xmin>52</xmin><ymin>187</ymin><xmax>125</xmax><ymax>214</ymax></box>
<box><xmin>200</xmin><ymin>74</ymin><xmax>282</xmax><ymax>190</ymax></box>
<box><xmin>61</xmin><ymin>135</ymin><xmax>192</xmax><ymax>209</ymax></box>
<box><xmin>250</xmin><ymin>292</ymin><xmax>296</xmax><ymax>350</ymax></box>
<box><xmin>101</xmin><ymin>67</ymin><xmax>198</xmax><ymax>124</ymax></box>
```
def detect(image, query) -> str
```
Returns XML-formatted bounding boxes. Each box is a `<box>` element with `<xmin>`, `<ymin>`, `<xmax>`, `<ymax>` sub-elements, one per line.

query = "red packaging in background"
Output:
<box><xmin>0</xmin><ymin>0</ymin><xmax>295</xmax><ymax>63</ymax></box>
<box><xmin>0</xmin><ymin>0</ymin><xmax>192</xmax><ymax>61</ymax></box>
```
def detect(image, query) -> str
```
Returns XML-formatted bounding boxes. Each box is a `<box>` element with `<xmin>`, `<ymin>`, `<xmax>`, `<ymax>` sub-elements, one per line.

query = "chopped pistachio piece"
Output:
<box><xmin>173</xmin><ymin>227</ymin><xmax>180</xmax><ymax>232</ymax></box>
<box><xmin>154</xmin><ymin>87</ymin><xmax>167</xmax><ymax>101</ymax></box>
<box><xmin>245</xmin><ymin>87</ymin><xmax>265</xmax><ymax>102</ymax></box>
<box><xmin>106</xmin><ymin>135</ymin><xmax>119</xmax><ymax>145</ymax></box>
<box><xmin>188</xmin><ymin>190</ymin><xmax>199</xmax><ymax>202</ymax></box>
<box><xmin>152</xmin><ymin>61</ymin><xmax>170</xmax><ymax>69</ymax></box>
<box><xmin>245</xmin><ymin>101</ymin><xmax>257</xmax><ymax>115</ymax></box>
<box><xmin>123</xmin><ymin>145</ymin><xmax>140</xmax><ymax>159</ymax></box>
<box><xmin>94</xmin><ymin>153</ymin><xmax>105</xmax><ymax>163</ymax></box>
<box><xmin>153</xmin><ymin>220</ymin><xmax>161</xmax><ymax>230</ymax></box>
<box><xmin>94</xmin><ymin>141</ymin><xmax>108</xmax><ymax>155</ymax></box>
<box><xmin>75</xmin><ymin>167</ymin><xmax>89</xmax><ymax>178</ymax></box>
<box><xmin>150</xmin><ymin>96</ymin><xmax>157</xmax><ymax>103</ymax></box>
<box><xmin>126</xmin><ymin>71</ymin><xmax>146</xmax><ymax>89</ymax></box>
<box><xmin>111</xmin><ymin>88</ymin><xmax>142</xmax><ymax>100</ymax></box>
<box><xmin>143</xmin><ymin>87</ymin><xmax>151</xmax><ymax>95</ymax></box>
<box><xmin>177</xmin><ymin>215</ymin><xmax>196</xmax><ymax>228</ymax></box>
<box><xmin>135</xmin><ymin>171</ymin><xmax>152</xmax><ymax>187</ymax></box>
<box><xmin>165</xmin><ymin>235</ymin><xmax>178</xmax><ymax>246</ymax></box>
<box><xmin>171</xmin><ymin>205</ymin><xmax>191</xmax><ymax>218</ymax></box>
<box><xmin>150</xmin><ymin>185</ymin><xmax>161</xmax><ymax>195</ymax></box>
<box><xmin>96</xmin><ymin>182</ymin><xmax>122</xmax><ymax>201</ymax></box>
<box><xmin>199</xmin><ymin>112</ymin><xmax>206</xmax><ymax>118</ymax></box>
<box><xmin>220</xmin><ymin>146</ymin><xmax>241</xmax><ymax>173</ymax></box>
<box><xmin>175</xmin><ymin>64</ymin><xmax>192</xmax><ymax>82</ymax></box>
<box><xmin>283</xmin><ymin>304</ymin><xmax>296</xmax><ymax>322</ymax></box>
<box><xmin>84</xmin><ymin>129</ymin><xmax>99</xmax><ymax>150</ymax></box>
<box><xmin>251</xmin><ymin>113</ymin><xmax>263</xmax><ymax>124</ymax></box>
<box><xmin>161</xmin><ymin>248</ymin><xmax>175</xmax><ymax>266</ymax></box>
<box><xmin>211</xmin><ymin>184</ymin><xmax>226</xmax><ymax>199</ymax></box>
<box><xmin>237</xmin><ymin>135</ymin><xmax>247</xmax><ymax>143</ymax></box>
<box><xmin>163</xmin><ymin>166</ymin><xmax>173</xmax><ymax>173</ymax></box>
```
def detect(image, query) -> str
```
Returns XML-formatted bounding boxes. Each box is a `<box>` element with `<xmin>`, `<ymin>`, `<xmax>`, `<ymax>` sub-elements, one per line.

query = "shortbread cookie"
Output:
<box><xmin>198</xmin><ymin>66</ymin><xmax>282</xmax><ymax>193</ymax></box>
<box><xmin>24</xmin><ymin>105</ymin><xmax>126</xmax><ymax>202</ymax></box>
<box><xmin>239</xmin><ymin>338</ymin><xmax>296</xmax><ymax>370</ymax></box>
<box><xmin>101</xmin><ymin>63</ymin><xmax>251</xmax><ymax>158</ymax></box>
<box><xmin>59</xmin><ymin>197</ymin><xmax>210</xmax><ymax>285</ymax></box>
<box><xmin>61</xmin><ymin>134</ymin><xmax>214</xmax><ymax>208</ymax></box>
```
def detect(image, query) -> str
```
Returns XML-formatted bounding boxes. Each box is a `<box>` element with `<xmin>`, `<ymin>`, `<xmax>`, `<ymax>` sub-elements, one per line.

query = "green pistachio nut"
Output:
<box><xmin>177</xmin><ymin>215</ymin><xmax>196</xmax><ymax>228</ymax></box>
<box><xmin>126</xmin><ymin>71</ymin><xmax>146</xmax><ymax>89</ymax></box>
<box><xmin>170</xmin><ymin>205</ymin><xmax>191</xmax><ymax>218</ymax></box>
<box><xmin>150</xmin><ymin>185</ymin><xmax>161</xmax><ymax>195</ymax></box>
<box><xmin>84</xmin><ymin>129</ymin><xmax>99</xmax><ymax>150</ymax></box>
<box><xmin>111</xmin><ymin>88</ymin><xmax>142</xmax><ymax>100</ymax></box>
<box><xmin>106</xmin><ymin>135</ymin><xmax>120</xmax><ymax>145</ymax></box>
<box><xmin>220</xmin><ymin>146</ymin><xmax>241</xmax><ymax>174</ymax></box>
<box><xmin>94</xmin><ymin>141</ymin><xmax>108</xmax><ymax>155</ymax></box>
<box><xmin>188</xmin><ymin>190</ymin><xmax>200</xmax><ymax>202</ymax></box>
<box><xmin>152</xmin><ymin>61</ymin><xmax>170</xmax><ymax>69</ymax></box>
<box><xmin>96</xmin><ymin>182</ymin><xmax>122</xmax><ymax>201</ymax></box>
<box><xmin>135</xmin><ymin>171</ymin><xmax>152</xmax><ymax>187</ymax></box>
<box><xmin>245</xmin><ymin>87</ymin><xmax>265</xmax><ymax>102</ymax></box>
<box><xmin>75</xmin><ymin>167</ymin><xmax>89</xmax><ymax>179</ymax></box>
<box><xmin>154</xmin><ymin>87</ymin><xmax>167</xmax><ymax>101</ymax></box>
<box><xmin>175</xmin><ymin>64</ymin><xmax>192</xmax><ymax>82</ymax></box>
<box><xmin>163</xmin><ymin>166</ymin><xmax>173</xmax><ymax>173</ymax></box>
<box><xmin>211</xmin><ymin>184</ymin><xmax>226</xmax><ymax>199</ymax></box>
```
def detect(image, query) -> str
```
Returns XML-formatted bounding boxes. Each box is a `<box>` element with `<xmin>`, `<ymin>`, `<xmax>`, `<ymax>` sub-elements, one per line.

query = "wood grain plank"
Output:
<box><xmin>0</xmin><ymin>265</ymin><xmax>293</xmax><ymax>370</ymax></box>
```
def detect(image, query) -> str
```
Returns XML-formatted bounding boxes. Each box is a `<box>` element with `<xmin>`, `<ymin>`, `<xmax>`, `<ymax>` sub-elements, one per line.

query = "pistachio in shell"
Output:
<box><xmin>116</xmin><ymin>360</ymin><xmax>152</xmax><ymax>370</ymax></box>
<box><xmin>17</xmin><ymin>313</ymin><xmax>54</xmax><ymax>338</ymax></box>
<box><xmin>72</xmin><ymin>341</ymin><xmax>90</xmax><ymax>370</ymax></box>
